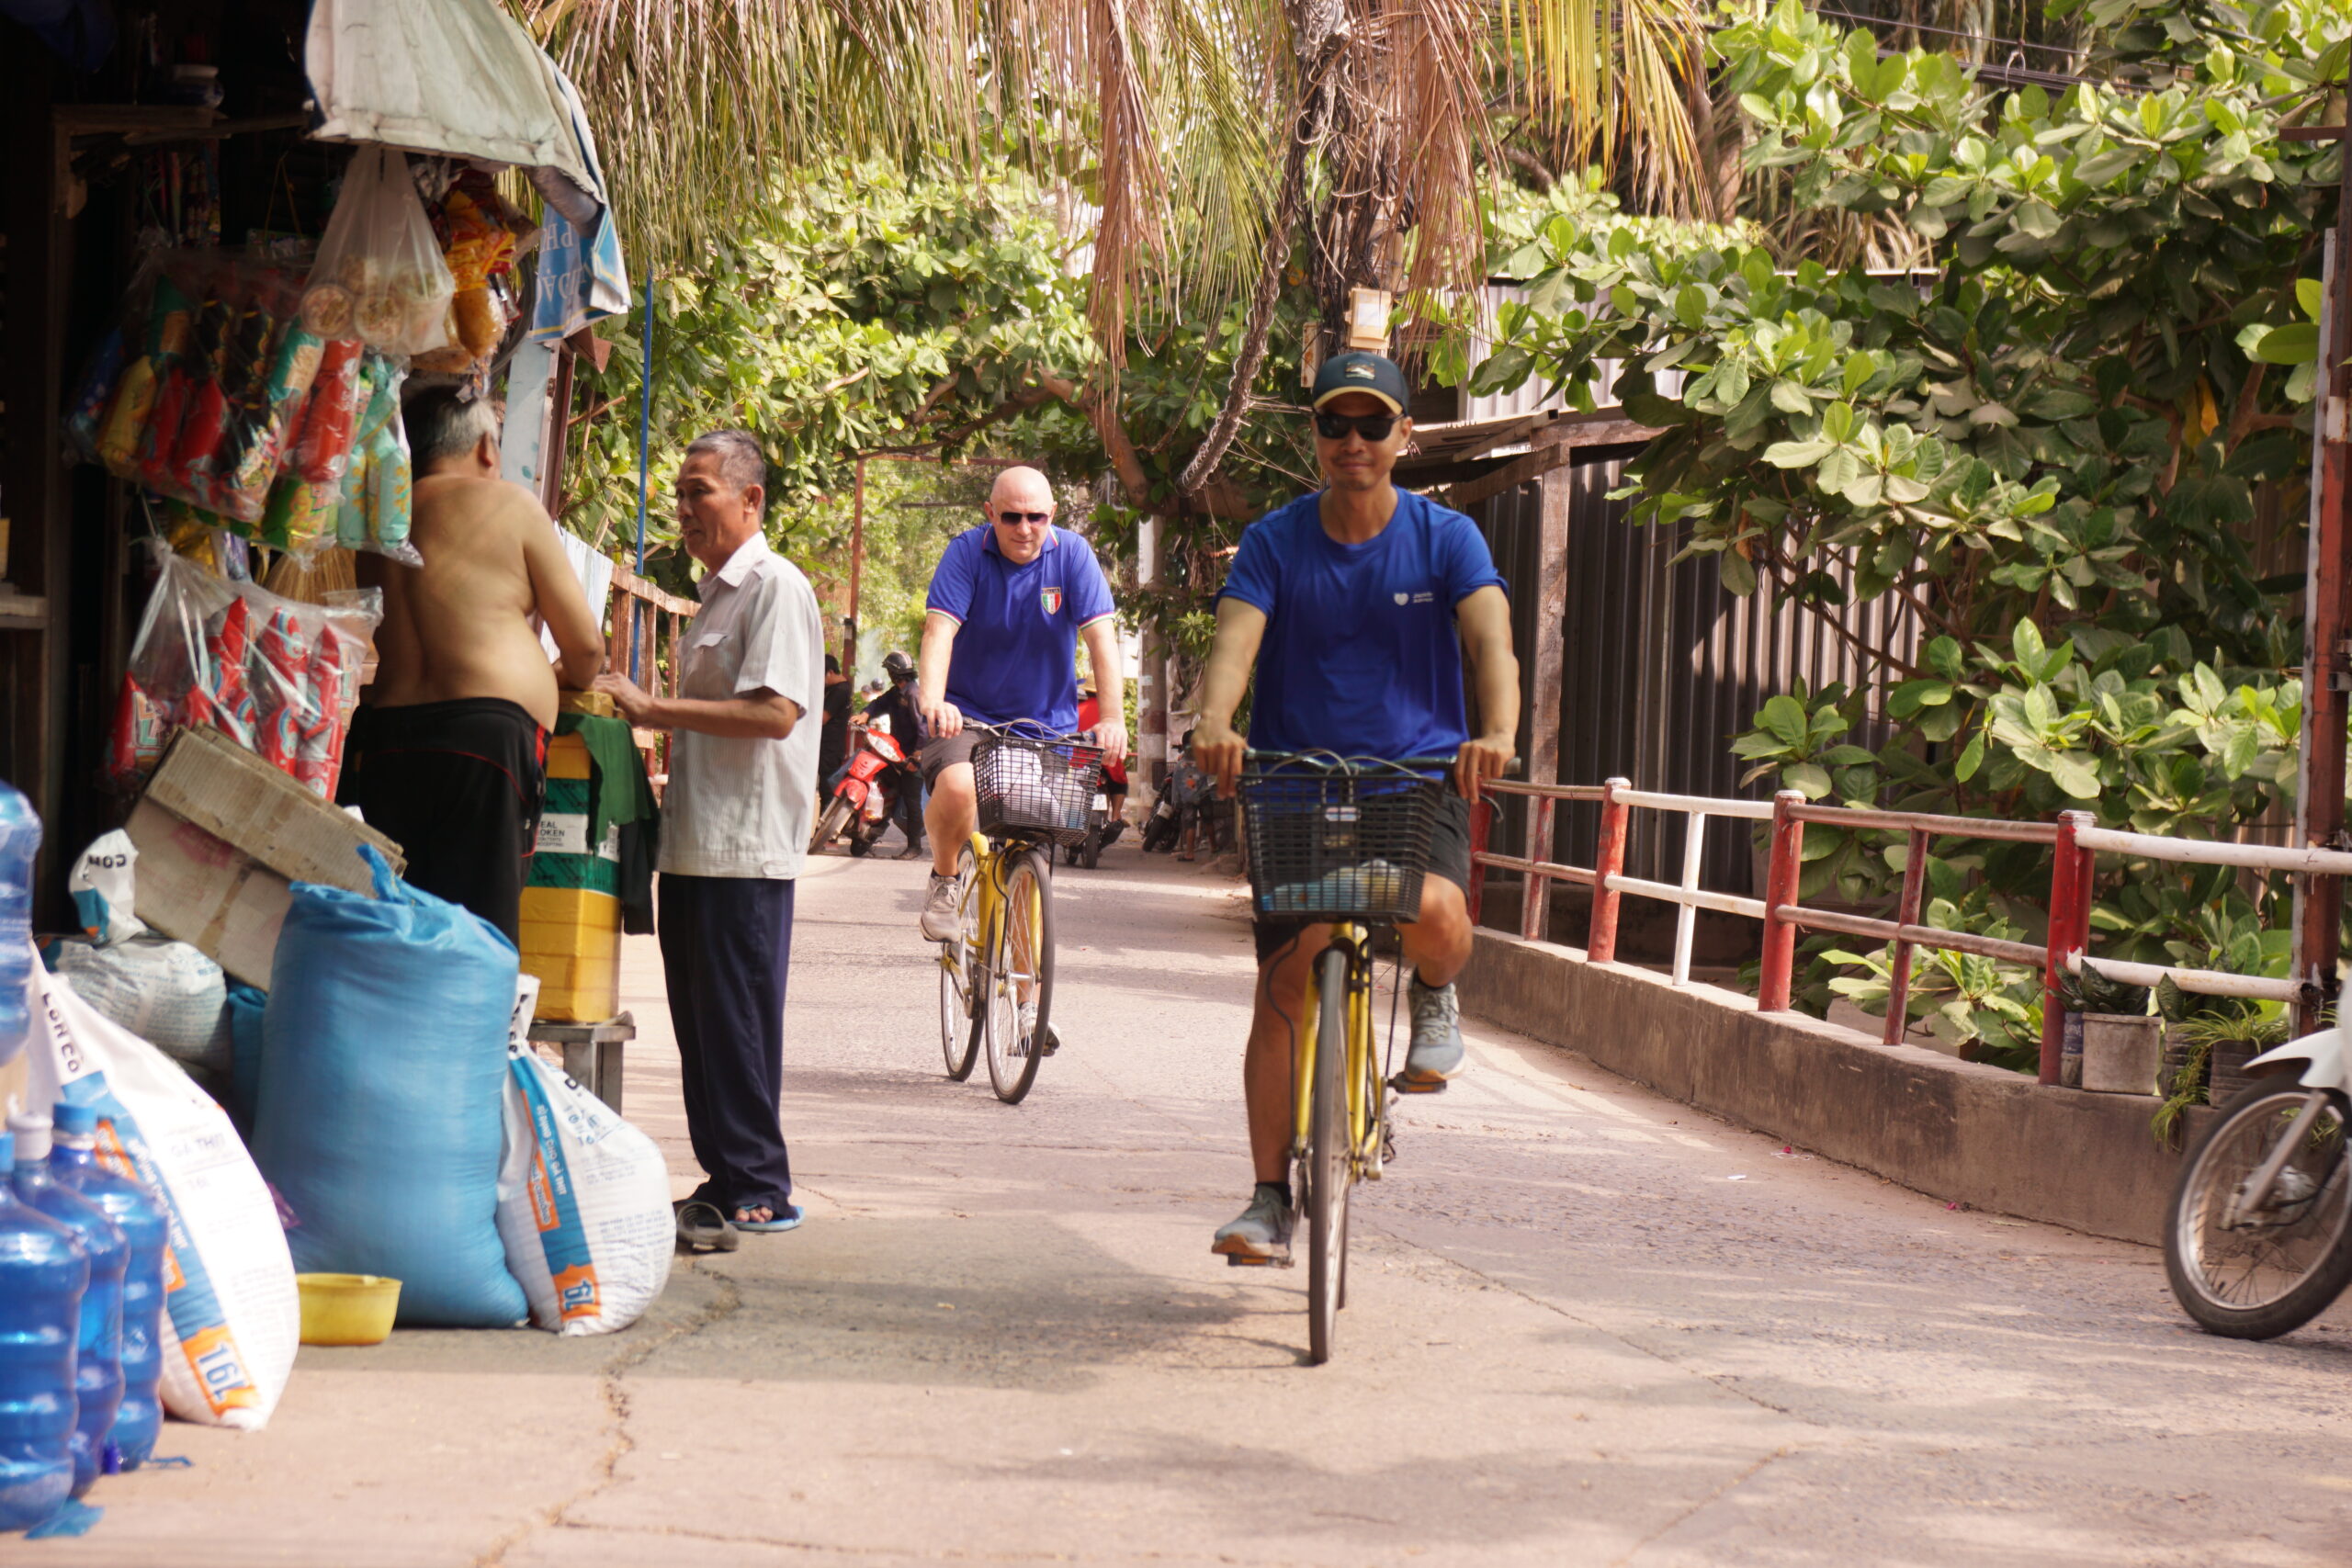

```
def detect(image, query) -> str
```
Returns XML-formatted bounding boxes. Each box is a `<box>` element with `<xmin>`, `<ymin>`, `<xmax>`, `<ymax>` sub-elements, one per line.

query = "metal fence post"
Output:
<box><xmin>1672</xmin><ymin>811</ymin><xmax>1707</xmax><ymax>986</ymax></box>
<box><xmin>1883</xmin><ymin>825</ymin><xmax>1929</xmax><ymax>1045</ymax></box>
<box><xmin>1466</xmin><ymin>796</ymin><xmax>1491</xmax><ymax>929</ymax></box>
<box><xmin>1521</xmin><ymin>794</ymin><xmax>1555</xmax><ymax>942</ymax></box>
<box><xmin>2040</xmin><ymin>810</ymin><xmax>2093</xmax><ymax>1086</ymax></box>
<box><xmin>1758</xmin><ymin>790</ymin><xmax>1807</xmax><ymax>1011</ymax></box>
<box><xmin>1589</xmin><ymin>777</ymin><xmax>1633</xmax><ymax>962</ymax></box>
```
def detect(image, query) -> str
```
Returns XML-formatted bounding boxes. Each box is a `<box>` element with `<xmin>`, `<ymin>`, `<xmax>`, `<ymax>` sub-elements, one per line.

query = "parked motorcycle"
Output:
<box><xmin>810</xmin><ymin>726</ymin><xmax>915</xmax><ymax>857</ymax></box>
<box><xmin>2164</xmin><ymin>1025</ymin><xmax>2352</xmax><ymax>1338</ymax></box>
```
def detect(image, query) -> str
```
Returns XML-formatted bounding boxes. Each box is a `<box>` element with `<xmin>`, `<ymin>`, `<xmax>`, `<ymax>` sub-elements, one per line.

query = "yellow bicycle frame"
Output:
<box><xmin>942</xmin><ymin>829</ymin><xmax>1043</xmax><ymax>1012</ymax></box>
<box><xmin>1291</xmin><ymin>921</ymin><xmax>1385</xmax><ymax>1176</ymax></box>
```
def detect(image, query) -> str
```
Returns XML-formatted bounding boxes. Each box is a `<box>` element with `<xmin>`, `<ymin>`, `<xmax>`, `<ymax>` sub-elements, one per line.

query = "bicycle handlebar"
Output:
<box><xmin>1239</xmin><ymin>749</ymin><xmax>1522</xmax><ymax>774</ymax></box>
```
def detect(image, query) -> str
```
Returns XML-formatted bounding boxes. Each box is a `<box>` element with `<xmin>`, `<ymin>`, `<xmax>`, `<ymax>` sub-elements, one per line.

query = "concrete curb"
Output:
<box><xmin>1458</xmin><ymin>929</ymin><xmax>2192</xmax><ymax>1246</ymax></box>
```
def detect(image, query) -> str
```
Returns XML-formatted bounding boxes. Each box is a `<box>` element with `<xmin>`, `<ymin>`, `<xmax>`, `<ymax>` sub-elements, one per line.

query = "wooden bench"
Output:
<box><xmin>526</xmin><ymin>1011</ymin><xmax>634</xmax><ymax>1112</ymax></box>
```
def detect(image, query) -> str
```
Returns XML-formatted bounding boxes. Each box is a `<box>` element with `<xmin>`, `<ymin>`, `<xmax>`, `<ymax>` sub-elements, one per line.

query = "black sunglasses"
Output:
<box><xmin>1314</xmin><ymin>411</ymin><xmax>1398</xmax><ymax>442</ymax></box>
<box><xmin>995</xmin><ymin>510</ymin><xmax>1053</xmax><ymax>525</ymax></box>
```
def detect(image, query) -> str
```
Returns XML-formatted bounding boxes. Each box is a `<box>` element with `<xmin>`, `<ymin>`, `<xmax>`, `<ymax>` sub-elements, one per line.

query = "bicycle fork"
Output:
<box><xmin>1291</xmin><ymin>929</ymin><xmax>1389</xmax><ymax>1186</ymax></box>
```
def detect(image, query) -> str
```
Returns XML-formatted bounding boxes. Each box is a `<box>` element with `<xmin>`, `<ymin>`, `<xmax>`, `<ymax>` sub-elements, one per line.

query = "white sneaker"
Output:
<box><xmin>920</xmin><ymin>873</ymin><xmax>962</xmax><ymax>942</ymax></box>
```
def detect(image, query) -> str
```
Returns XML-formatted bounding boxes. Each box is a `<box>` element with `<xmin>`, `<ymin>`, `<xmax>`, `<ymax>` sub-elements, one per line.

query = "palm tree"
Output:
<box><xmin>510</xmin><ymin>0</ymin><xmax>1713</xmax><ymax>499</ymax></box>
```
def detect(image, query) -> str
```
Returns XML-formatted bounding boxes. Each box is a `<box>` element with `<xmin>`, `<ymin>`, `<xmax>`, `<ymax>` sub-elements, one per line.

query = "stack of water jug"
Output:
<box><xmin>1</xmin><ymin>782</ymin><xmax>171</xmax><ymax>1533</ymax></box>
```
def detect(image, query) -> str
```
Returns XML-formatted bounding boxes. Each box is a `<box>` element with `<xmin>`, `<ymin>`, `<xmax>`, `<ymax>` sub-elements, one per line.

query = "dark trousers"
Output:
<box><xmin>658</xmin><ymin>874</ymin><xmax>797</xmax><ymax>1213</ymax></box>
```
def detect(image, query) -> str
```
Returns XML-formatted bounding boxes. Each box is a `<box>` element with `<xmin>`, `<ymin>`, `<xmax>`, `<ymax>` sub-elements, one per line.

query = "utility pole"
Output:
<box><xmin>845</xmin><ymin>455</ymin><xmax>865</xmax><ymax>675</ymax></box>
<box><xmin>1137</xmin><ymin>512</ymin><xmax>1167</xmax><ymax>788</ymax></box>
<box><xmin>2288</xmin><ymin>121</ymin><xmax>2352</xmax><ymax>1033</ymax></box>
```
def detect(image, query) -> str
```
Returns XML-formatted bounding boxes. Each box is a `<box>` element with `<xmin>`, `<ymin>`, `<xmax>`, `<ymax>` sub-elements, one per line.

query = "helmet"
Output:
<box><xmin>883</xmin><ymin>650</ymin><xmax>915</xmax><ymax>682</ymax></box>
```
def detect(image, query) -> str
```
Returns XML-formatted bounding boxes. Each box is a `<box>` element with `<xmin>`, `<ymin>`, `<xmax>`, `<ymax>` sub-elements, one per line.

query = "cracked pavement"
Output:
<box><xmin>34</xmin><ymin>844</ymin><xmax>2352</xmax><ymax>1565</ymax></box>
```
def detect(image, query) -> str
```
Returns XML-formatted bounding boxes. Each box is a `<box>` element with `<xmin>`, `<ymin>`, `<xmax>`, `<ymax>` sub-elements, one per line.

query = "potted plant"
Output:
<box><xmin>2072</xmin><ymin>964</ymin><xmax>2157</xmax><ymax>1095</ymax></box>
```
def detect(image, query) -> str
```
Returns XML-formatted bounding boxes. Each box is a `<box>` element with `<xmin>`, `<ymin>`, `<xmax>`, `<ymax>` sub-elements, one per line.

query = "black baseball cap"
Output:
<box><xmin>1310</xmin><ymin>351</ymin><xmax>1408</xmax><ymax>414</ymax></box>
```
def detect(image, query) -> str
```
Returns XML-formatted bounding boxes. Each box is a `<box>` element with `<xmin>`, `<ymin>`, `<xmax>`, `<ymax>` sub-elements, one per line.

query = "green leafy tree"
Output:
<box><xmin>1464</xmin><ymin>0</ymin><xmax>2346</xmax><ymax>1057</ymax></box>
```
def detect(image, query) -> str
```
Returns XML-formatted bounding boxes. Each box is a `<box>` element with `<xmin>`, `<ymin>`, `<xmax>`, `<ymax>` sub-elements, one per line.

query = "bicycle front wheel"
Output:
<box><xmin>1304</xmin><ymin>943</ymin><xmax>1351</xmax><ymax>1365</ymax></box>
<box><xmin>983</xmin><ymin>849</ymin><xmax>1055</xmax><ymax>1104</ymax></box>
<box><xmin>938</xmin><ymin>843</ymin><xmax>981</xmax><ymax>1080</ymax></box>
<box><xmin>2165</xmin><ymin>1081</ymin><xmax>2352</xmax><ymax>1339</ymax></box>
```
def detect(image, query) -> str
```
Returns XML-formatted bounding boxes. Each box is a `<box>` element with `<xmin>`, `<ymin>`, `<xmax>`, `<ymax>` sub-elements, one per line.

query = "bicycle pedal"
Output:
<box><xmin>1388</xmin><ymin>1073</ymin><xmax>1449</xmax><ymax>1095</ymax></box>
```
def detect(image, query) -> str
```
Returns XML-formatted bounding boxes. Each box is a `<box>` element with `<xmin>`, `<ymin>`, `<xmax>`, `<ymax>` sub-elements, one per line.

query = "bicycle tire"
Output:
<box><xmin>938</xmin><ymin>844</ymin><xmax>981</xmax><ymax>1080</ymax></box>
<box><xmin>1305</xmin><ymin>943</ymin><xmax>1351</xmax><ymax>1365</ymax></box>
<box><xmin>2165</xmin><ymin>1081</ymin><xmax>2352</xmax><ymax>1339</ymax></box>
<box><xmin>1080</xmin><ymin>826</ymin><xmax>1100</xmax><ymax>870</ymax></box>
<box><xmin>984</xmin><ymin>849</ymin><xmax>1055</xmax><ymax>1104</ymax></box>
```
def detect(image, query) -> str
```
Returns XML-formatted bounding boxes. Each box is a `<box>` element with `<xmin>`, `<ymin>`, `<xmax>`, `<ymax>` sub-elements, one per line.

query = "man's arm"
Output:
<box><xmin>1189</xmin><ymin>598</ymin><xmax>1266</xmax><ymax>796</ymax></box>
<box><xmin>917</xmin><ymin>611</ymin><xmax>963</xmax><ymax>739</ymax></box>
<box><xmin>1079</xmin><ymin>617</ymin><xmax>1127</xmax><ymax>763</ymax></box>
<box><xmin>1454</xmin><ymin>584</ymin><xmax>1519</xmax><ymax>800</ymax></box>
<box><xmin>516</xmin><ymin>492</ymin><xmax>606</xmax><ymax>689</ymax></box>
<box><xmin>594</xmin><ymin>676</ymin><xmax>799</xmax><ymax>739</ymax></box>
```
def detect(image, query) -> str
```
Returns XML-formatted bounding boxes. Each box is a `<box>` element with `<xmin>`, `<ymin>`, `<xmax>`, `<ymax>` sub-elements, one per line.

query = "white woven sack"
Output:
<box><xmin>23</xmin><ymin>955</ymin><xmax>300</xmax><ymax>1428</ymax></box>
<box><xmin>495</xmin><ymin>1046</ymin><xmax>673</xmax><ymax>1336</ymax></box>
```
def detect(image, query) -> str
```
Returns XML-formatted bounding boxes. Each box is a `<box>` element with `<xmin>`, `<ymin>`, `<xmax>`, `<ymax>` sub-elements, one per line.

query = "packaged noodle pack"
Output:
<box><xmin>106</xmin><ymin>542</ymin><xmax>380</xmax><ymax>797</ymax></box>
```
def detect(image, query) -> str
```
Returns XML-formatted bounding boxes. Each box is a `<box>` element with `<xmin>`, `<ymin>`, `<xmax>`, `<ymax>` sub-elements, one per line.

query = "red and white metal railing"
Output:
<box><xmin>1466</xmin><ymin>780</ymin><xmax>2351</xmax><ymax>1089</ymax></box>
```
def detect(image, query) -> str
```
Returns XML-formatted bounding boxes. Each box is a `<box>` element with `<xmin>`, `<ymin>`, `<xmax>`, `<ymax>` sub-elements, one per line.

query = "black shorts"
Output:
<box><xmin>919</xmin><ymin>729</ymin><xmax>982</xmax><ymax>787</ymax></box>
<box><xmin>337</xmin><ymin>696</ymin><xmax>548</xmax><ymax>945</ymax></box>
<box><xmin>1250</xmin><ymin>790</ymin><xmax>1472</xmax><ymax>964</ymax></box>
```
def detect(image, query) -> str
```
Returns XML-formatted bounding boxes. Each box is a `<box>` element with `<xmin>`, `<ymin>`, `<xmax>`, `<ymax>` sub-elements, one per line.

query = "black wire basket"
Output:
<box><xmin>1239</xmin><ymin>764</ymin><xmax>1443</xmax><ymax>921</ymax></box>
<box><xmin>973</xmin><ymin>732</ymin><xmax>1104</xmax><ymax>847</ymax></box>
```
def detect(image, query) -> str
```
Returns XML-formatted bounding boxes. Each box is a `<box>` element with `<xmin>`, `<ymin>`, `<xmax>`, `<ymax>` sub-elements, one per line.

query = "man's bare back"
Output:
<box><xmin>365</xmin><ymin>474</ymin><xmax>603</xmax><ymax>732</ymax></box>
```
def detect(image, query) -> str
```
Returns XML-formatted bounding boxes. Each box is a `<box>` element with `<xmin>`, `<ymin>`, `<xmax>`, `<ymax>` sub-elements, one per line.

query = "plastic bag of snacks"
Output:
<box><xmin>78</xmin><ymin>251</ymin><xmax>338</xmax><ymax>526</ymax></box>
<box><xmin>302</xmin><ymin>146</ymin><xmax>453</xmax><ymax>358</ymax></box>
<box><xmin>105</xmin><ymin>543</ymin><xmax>379</xmax><ymax>797</ymax></box>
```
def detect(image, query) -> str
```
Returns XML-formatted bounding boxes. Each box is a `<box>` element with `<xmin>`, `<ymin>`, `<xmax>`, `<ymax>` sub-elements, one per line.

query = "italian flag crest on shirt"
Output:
<box><xmin>1041</xmin><ymin>586</ymin><xmax>1063</xmax><ymax>615</ymax></box>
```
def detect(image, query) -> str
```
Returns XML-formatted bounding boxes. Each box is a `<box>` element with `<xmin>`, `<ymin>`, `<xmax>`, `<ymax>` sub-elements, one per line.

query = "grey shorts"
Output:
<box><xmin>919</xmin><ymin>729</ymin><xmax>982</xmax><ymax>787</ymax></box>
<box><xmin>1250</xmin><ymin>791</ymin><xmax>1472</xmax><ymax>964</ymax></box>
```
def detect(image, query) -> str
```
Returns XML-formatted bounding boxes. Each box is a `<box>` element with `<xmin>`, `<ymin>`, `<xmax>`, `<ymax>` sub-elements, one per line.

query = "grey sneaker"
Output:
<box><xmin>920</xmin><ymin>873</ymin><xmax>963</xmax><ymax>942</ymax></box>
<box><xmin>1015</xmin><ymin>1001</ymin><xmax>1060</xmax><ymax>1057</ymax></box>
<box><xmin>1211</xmin><ymin>1184</ymin><xmax>1293</xmax><ymax>1266</ymax></box>
<box><xmin>1399</xmin><ymin>976</ymin><xmax>1466</xmax><ymax>1089</ymax></box>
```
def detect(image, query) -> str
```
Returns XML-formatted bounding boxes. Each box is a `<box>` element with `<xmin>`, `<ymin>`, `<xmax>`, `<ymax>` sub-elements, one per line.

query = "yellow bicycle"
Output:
<box><xmin>937</xmin><ymin>722</ymin><xmax>1103</xmax><ymax>1104</ymax></box>
<box><xmin>1238</xmin><ymin>750</ymin><xmax>1454</xmax><ymax>1363</ymax></box>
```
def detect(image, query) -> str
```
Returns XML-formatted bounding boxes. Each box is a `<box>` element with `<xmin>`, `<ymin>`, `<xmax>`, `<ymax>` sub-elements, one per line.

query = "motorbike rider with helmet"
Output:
<box><xmin>828</xmin><ymin>651</ymin><xmax>928</xmax><ymax>859</ymax></box>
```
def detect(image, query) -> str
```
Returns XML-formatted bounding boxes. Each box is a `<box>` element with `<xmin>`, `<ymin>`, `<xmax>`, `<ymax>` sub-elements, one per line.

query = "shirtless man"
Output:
<box><xmin>339</xmin><ymin>384</ymin><xmax>605</xmax><ymax>942</ymax></box>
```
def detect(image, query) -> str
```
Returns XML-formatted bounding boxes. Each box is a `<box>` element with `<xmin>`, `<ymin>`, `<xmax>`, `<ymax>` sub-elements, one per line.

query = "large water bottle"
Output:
<box><xmin>50</xmin><ymin>1103</ymin><xmax>164</xmax><ymax>1471</ymax></box>
<box><xmin>8</xmin><ymin>1115</ymin><xmax>121</xmax><ymax>1501</ymax></box>
<box><xmin>0</xmin><ymin>1129</ymin><xmax>83</xmax><ymax>1532</ymax></box>
<box><xmin>0</xmin><ymin>782</ymin><xmax>39</xmax><ymax>1070</ymax></box>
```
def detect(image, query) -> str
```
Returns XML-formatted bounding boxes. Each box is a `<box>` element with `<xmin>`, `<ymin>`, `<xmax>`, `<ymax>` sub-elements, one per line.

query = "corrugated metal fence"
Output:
<box><xmin>1470</xmin><ymin>447</ymin><xmax>1918</xmax><ymax>897</ymax></box>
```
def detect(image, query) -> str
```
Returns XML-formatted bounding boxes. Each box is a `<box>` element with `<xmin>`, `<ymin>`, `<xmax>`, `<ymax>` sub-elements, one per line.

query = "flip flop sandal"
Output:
<box><xmin>729</xmin><ymin>1203</ymin><xmax>805</xmax><ymax>1235</ymax></box>
<box><xmin>675</xmin><ymin>1199</ymin><xmax>740</xmax><ymax>1253</ymax></box>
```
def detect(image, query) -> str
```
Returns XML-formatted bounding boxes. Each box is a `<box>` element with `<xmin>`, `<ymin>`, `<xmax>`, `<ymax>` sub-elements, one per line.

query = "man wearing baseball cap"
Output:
<box><xmin>1188</xmin><ymin>349</ymin><xmax>1521</xmax><ymax>1265</ymax></box>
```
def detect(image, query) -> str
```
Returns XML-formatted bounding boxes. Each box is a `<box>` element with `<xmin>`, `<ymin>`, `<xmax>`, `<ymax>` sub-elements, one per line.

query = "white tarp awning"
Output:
<box><xmin>305</xmin><ymin>0</ymin><xmax>604</xmax><ymax>207</ymax></box>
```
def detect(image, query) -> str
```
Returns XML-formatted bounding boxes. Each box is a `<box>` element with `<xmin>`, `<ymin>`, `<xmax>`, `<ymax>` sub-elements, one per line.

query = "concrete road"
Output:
<box><xmin>38</xmin><ymin>843</ymin><xmax>2352</xmax><ymax>1566</ymax></box>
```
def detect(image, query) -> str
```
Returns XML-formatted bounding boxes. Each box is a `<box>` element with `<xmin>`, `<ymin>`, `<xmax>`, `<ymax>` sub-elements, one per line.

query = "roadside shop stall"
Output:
<box><xmin>0</xmin><ymin>0</ymin><xmax>670</xmax><ymax>1540</ymax></box>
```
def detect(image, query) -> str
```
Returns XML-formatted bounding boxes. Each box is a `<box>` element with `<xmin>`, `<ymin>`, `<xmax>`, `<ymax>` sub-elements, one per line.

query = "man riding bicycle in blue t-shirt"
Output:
<box><xmin>915</xmin><ymin>465</ymin><xmax>1127</xmax><ymax>941</ymax></box>
<box><xmin>1191</xmin><ymin>352</ymin><xmax>1520</xmax><ymax>1264</ymax></box>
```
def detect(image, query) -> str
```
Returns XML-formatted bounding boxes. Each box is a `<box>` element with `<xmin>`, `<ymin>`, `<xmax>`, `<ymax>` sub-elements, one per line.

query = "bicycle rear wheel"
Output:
<box><xmin>984</xmin><ymin>848</ymin><xmax>1055</xmax><ymax>1104</ymax></box>
<box><xmin>938</xmin><ymin>844</ymin><xmax>981</xmax><ymax>1080</ymax></box>
<box><xmin>1304</xmin><ymin>944</ymin><xmax>1351</xmax><ymax>1365</ymax></box>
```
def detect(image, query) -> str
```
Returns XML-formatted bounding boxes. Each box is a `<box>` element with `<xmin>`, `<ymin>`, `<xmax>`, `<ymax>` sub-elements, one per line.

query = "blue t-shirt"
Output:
<box><xmin>1217</xmin><ymin>490</ymin><xmax>1506</xmax><ymax>761</ymax></box>
<box><xmin>926</xmin><ymin>524</ymin><xmax>1116</xmax><ymax>732</ymax></box>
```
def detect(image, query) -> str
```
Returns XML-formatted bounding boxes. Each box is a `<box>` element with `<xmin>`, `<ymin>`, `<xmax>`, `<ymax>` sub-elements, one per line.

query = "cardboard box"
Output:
<box><xmin>126</xmin><ymin>728</ymin><xmax>405</xmax><ymax>988</ymax></box>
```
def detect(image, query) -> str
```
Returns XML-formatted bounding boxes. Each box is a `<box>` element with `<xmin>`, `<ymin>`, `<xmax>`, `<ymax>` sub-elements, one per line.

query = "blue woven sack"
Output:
<box><xmin>253</xmin><ymin>846</ymin><xmax>525</xmax><ymax>1326</ymax></box>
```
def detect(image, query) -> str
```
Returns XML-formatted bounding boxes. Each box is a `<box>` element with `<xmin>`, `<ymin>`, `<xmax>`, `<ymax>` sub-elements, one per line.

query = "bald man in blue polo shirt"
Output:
<box><xmin>915</xmin><ymin>466</ymin><xmax>1127</xmax><ymax>941</ymax></box>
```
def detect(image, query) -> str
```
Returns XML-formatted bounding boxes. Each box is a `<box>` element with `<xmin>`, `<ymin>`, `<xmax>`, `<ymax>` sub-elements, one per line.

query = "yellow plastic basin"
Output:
<box><xmin>297</xmin><ymin>1273</ymin><xmax>401</xmax><ymax>1346</ymax></box>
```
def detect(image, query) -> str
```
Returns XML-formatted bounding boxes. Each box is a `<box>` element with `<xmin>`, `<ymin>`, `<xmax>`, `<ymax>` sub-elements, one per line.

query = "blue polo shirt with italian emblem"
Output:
<box><xmin>926</xmin><ymin>524</ymin><xmax>1116</xmax><ymax>732</ymax></box>
<box><xmin>1218</xmin><ymin>489</ymin><xmax>1505</xmax><ymax>761</ymax></box>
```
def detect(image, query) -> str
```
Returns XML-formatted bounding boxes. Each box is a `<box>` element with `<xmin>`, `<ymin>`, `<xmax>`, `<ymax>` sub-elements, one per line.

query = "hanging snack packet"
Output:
<box><xmin>303</xmin><ymin>146</ymin><xmax>454</xmax><ymax>358</ymax></box>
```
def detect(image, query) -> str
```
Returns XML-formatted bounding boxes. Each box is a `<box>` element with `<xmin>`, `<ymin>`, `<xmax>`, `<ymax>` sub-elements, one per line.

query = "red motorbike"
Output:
<box><xmin>809</xmin><ymin>726</ymin><xmax>915</xmax><ymax>857</ymax></box>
